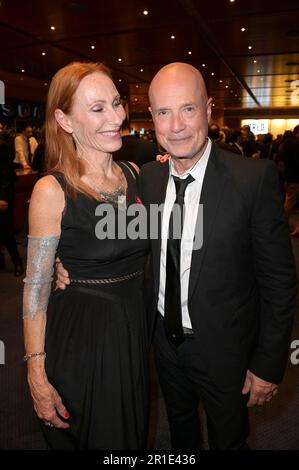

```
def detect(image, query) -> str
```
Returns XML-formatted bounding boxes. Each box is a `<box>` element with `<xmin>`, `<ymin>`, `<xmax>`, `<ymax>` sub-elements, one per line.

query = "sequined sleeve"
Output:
<box><xmin>23</xmin><ymin>235</ymin><xmax>60</xmax><ymax>319</ymax></box>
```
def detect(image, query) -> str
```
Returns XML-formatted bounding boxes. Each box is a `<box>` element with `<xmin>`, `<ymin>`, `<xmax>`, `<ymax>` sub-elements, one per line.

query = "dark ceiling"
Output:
<box><xmin>0</xmin><ymin>0</ymin><xmax>299</xmax><ymax>115</ymax></box>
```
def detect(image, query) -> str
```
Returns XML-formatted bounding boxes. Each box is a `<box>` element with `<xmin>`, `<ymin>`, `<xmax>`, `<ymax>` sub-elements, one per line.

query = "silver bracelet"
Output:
<box><xmin>23</xmin><ymin>351</ymin><xmax>46</xmax><ymax>362</ymax></box>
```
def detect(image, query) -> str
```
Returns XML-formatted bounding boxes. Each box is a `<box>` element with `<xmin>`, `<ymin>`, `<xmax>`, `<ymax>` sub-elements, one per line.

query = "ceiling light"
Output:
<box><xmin>118</xmin><ymin>58</ymin><xmax>122</xmax><ymax>62</ymax></box>
<box><xmin>134</xmin><ymin>98</ymin><xmax>138</xmax><ymax>101</ymax></box>
<box><xmin>229</xmin><ymin>0</ymin><xmax>235</xmax><ymax>3</ymax></box>
<box><xmin>44</xmin><ymin>82</ymin><xmax>48</xmax><ymax>86</ymax></box>
<box><xmin>136</xmin><ymin>85</ymin><xmax>139</xmax><ymax>88</ymax></box>
<box><xmin>248</xmin><ymin>45</ymin><xmax>252</xmax><ymax>50</ymax></box>
<box><xmin>241</xmin><ymin>28</ymin><xmax>246</xmax><ymax>32</ymax></box>
<box><xmin>188</xmin><ymin>51</ymin><xmax>192</xmax><ymax>55</ymax></box>
<box><xmin>42</xmin><ymin>52</ymin><xmax>46</xmax><ymax>56</ymax></box>
<box><xmin>119</xmin><ymin>79</ymin><xmax>122</xmax><ymax>82</ymax></box>
<box><xmin>171</xmin><ymin>35</ymin><xmax>175</xmax><ymax>39</ymax></box>
<box><xmin>91</xmin><ymin>45</ymin><xmax>95</xmax><ymax>50</ymax></box>
<box><xmin>253</xmin><ymin>59</ymin><xmax>257</xmax><ymax>63</ymax></box>
<box><xmin>140</xmin><ymin>68</ymin><xmax>143</xmax><ymax>72</ymax></box>
<box><xmin>143</xmin><ymin>10</ymin><xmax>149</xmax><ymax>15</ymax></box>
<box><xmin>212</xmin><ymin>103</ymin><xmax>215</xmax><ymax>107</ymax></box>
<box><xmin>219</xmin><ymin>79</ymin><xmax>223</xmax><ymax>83</ymax></box>
<box><xmin>50</xmin><ymin>26</ymin><xmax>55</xmax><ymax>30</ymax></box>
<box><xmin>235</xmin><ymin>94</ymin><xmax>237</xmax><ymax>97</ymax></box>
<box><xmin>21</xmin><ymin>69</ymin><xmax>25</xmax><ymax>73</ymax></box>
<box><xmin>257</xmin><ymin>69</ymin><xmax>260</xmax><ymax>73</ymax></box>
<box><xmin>211</xmin><ymin>72</ymin><xmax>214</xmax><ymax>76</ymax></box>
<box><xmin>260</xmin><ymin>77</ymin><xmax>264</xmax><ymax>81</ymax></box>
<box><xmin>202</xmin><ymin>63</ymin><xmax>206</xmax><ymax>67</ymax></box>
<box><xmin>225</xmin><ymin>85</ymin><xmax>229</xmax><ymax>89</ymax></box>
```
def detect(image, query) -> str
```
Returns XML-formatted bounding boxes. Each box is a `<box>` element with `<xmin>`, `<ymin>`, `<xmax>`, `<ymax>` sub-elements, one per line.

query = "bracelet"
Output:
<box><xmin>23</xmin><ymin>351</ymin><xmax>46</xmax><ymax>362</ymax></box>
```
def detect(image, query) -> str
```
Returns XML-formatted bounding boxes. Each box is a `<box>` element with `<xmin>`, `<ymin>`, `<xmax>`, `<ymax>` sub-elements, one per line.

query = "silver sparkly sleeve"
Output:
<box><xmin>23</xmin><ymin>235</ymin><xmax>60</xmax><ymax>319</ymax></box>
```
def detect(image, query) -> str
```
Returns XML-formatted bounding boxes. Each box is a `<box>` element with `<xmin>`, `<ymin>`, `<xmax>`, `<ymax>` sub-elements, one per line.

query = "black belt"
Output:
<box><xmin>70</xmin><ymin>270</ymin><xmax>144</xmax><ymax>285</ymax></box>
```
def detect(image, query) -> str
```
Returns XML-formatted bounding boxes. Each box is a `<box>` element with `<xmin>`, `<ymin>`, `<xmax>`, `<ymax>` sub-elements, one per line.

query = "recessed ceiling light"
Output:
<box><xmin>91</xmin><ymin>45</ymin><xmax>95</xmax><ymax>50</ymax></box>
<box><xmin>119</xmin><ymin>79</ymin><xmax>122</xmax><ymax>82</ymax></box>
<box><xmin>235</xmin><ymin>94</ymin><xmax>238</xmax><ymax>97</ymax></box>
<box><xmin>140</xmin><ymin>68</ymin><xmax>143</xmax><ymax>72</ymax></box>
<box><xmin>260</xmin><ymin>77</ymin><xmax>264</xmax><ymax>81</ymax></box>
<box><xmin>44</xmin><ymin>82</ymin><xmax>48</xmax><ymax>86</ymax></box>
<box><xmin>257</xmin><ymin>69</ymin><xmax>260</xmax><ymax>73</ymax></box>
<box><xmin>50</xmin><ymin>26</ymin><xmax>55</xmax><ymax>30</ymax></box>
<box><xmin>118</xmin><ymin>58</ymin><xmax>122</xmax><ymax>62</ymax></box>
<box><xmin>225</xmin><ymin>85</ymin><xmax>229</xmax><ymax>88</ymax></box>
<box><xmin>241</xmin><ymin>28</ymin><xmax>246</xmax><ymax>32</ymax></box>
<box><xmin>212</xmin><ymin>103</ymin><xmax>216</xmax><ymax>107</ymax></box>
<box><xmin>134</xmin><ymin>98</ymin><xmax>138</xmax><ymax>101</ymax></box>
<box><xmin>171</xmin><ymin>35</ymin><xmax>175</xmax><ymax>39</ymax></box>
<box><xmin>211</xmin><ymin>72</ymin><xmax>214</xmax><ymax>76</ymax></box>
<box><xmin>202</xmin><ymin>63</ymin><xmax>206</xmax><ymax>67</ymax></box>
<box><xmin>42</xmin><ymin>52</ymin><xmax>46</xmax><ymax>56</ymax></box>
<box><xmin>188</xmin><ymin>51</ymin><xmax>192</xmax><ymax>55</ymax></box>
<box><xmin>229</xmin><ymin>0</ymin><xmax>235</xmax><ymax>3</ymax></box>
<box><xmin>143</xmin><ymin>10</ymin><xmax>149</xmax><ymax>15</ymax></box>
<box><xmin>253</xmin><ymin>59</ymin><xmax>257</xmax><ymax>63</ymax></box>
<box><xmin>21</xmin><ymin>69</ymin><xmax>25</xmax><ymax>73</ymax></box>
<box><xmin>219</xmin><ymin>79</ymin><xmax>223</xmax><ymax>83</ymax></box>
<box><xmin>248</xmin><ymin>45</ymin><xmax>252</xmax><ymax>50</ymax></box>
<box><xmin>136</xmin><ymin>85</ymin><xmax>139</xmax><ymax>88</ymax></box>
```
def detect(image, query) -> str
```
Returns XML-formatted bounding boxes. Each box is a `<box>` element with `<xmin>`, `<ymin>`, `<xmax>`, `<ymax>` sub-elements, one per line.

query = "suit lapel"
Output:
<box><xmin>150</xmin><ymin>162</ymin><xmax>169</xmax><ymax>296</ymax></box>
<box><xmin>188</xmin><ymin>145</ymin><xmax>228</xmax><ymax>300</ymax></box>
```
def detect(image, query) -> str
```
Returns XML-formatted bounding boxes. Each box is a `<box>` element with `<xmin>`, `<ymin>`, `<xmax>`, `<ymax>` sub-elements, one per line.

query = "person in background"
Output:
<box><xmin>14</xmin><ymin>123</ymin><xmax>38</xmax><ymax>169</ymax></box>
<box><xmin>0</xmin><ymin>121</ymin><xmax>24</xmax><ymax>276</ymax></box>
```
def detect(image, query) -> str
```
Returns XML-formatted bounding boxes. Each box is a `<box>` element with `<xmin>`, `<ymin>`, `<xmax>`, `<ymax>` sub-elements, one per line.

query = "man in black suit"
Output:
<box><xmin>138</xmin><ymin>63</ymin><xmax>296</xmax><ymax>449</ymax></box>
<box><xmin>57</xmin><ymin>63</ymin><xmax>296</xmax><ymax>450</ymax></box>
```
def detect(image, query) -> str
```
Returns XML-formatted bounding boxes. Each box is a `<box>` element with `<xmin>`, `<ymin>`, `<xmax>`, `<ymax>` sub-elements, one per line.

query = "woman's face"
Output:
<box><xmin>65</xmin><ymin>72</ymin><xmax>126</xmax><ymax>156</ymax></box>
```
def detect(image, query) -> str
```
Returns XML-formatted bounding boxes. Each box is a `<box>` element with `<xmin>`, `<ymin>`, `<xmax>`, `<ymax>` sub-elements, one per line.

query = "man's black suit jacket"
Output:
<box><xmin>139</xmin><ymin>143</ymin><xmax>296</xmax><ymax>388</ymax></box>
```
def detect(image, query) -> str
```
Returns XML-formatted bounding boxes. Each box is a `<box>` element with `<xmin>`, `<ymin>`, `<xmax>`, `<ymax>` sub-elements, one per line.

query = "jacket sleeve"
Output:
<box><xmin>249</xmin><ymin>161</ymin><xmax>297</xmax><ymax>383</ymax></box>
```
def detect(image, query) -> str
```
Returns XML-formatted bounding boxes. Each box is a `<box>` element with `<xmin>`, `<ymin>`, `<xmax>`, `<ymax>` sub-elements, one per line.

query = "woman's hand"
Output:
<box><xmin>28</xmin><ymin>371</ymin><xmax>71</xmax><ymax>428</ymax></box>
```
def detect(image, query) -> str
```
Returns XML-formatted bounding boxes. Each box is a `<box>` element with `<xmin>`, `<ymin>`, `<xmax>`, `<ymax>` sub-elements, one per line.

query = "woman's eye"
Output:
<box><xmin>93</xmin><ymin>107</ymin><xmax>104</xmax><ymax>112</ymax></box>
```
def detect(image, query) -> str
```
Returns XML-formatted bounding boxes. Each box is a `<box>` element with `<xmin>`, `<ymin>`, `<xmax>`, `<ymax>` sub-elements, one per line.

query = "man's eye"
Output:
<box><xmin>114</xmin><ymin>101</ymin><xmax>122</xmax><ymax>107</ymax></box>
<box><xmin>93</xmin><ymin>108</ymin><xmax>104</xmax><ymax>112</ymax></box>
<box><xmin>158</xmin><ymin>110</ymin><xmax>168</xmax><ymax>116</ymax></box>
<box><xmin>185</xmin><ymin>106</ymin><xmax>195</xmax><ymax>112</ymax></box>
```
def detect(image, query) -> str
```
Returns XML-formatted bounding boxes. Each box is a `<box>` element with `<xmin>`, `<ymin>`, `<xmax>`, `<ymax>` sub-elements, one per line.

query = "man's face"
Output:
<box><xmin>23</xmin><ymin>127</ymin><xmax>33</xmax><ymax>139</ymax></box>
<box><xmin>149</xmin><ymin>68</ymin><xmax>212</xmax><ymax>162</ymax></box>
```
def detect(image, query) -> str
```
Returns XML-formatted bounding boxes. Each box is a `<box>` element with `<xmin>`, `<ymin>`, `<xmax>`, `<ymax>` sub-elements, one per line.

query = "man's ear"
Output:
<box><xmin>207</xmin><ymin>97</ymin><xmax>213</xmax><ymax>124</ymax></box>
<box><xmin>148</xmin><ymin>106</ymin><xmax>153</xmax><ymax>117</ymax></box>
<box><xmin>54</xmin><ymin>109</ymin><xmax>73</xmax><ymax>134</ymax></box>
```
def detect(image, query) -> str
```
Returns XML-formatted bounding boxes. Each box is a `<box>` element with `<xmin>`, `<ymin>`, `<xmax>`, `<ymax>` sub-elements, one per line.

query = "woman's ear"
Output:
<box><xmin>54</xmin><ymin>109</ymin><xmax>73</xmax><ymax>134</ymax></box>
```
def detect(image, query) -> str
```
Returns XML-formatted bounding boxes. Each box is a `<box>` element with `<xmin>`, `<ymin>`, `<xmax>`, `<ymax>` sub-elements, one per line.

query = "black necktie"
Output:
<box><xmin>164</xmin><ymin>174</ymin><xmax>194</xmax><ymax>346</ymax></box>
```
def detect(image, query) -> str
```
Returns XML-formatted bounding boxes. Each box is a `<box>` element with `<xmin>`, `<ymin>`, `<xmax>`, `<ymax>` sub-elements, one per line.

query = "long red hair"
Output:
<box><xmin>46</xmin><ymin>61</ymin><xmax>113</xmax><ymax>198</ymax></box>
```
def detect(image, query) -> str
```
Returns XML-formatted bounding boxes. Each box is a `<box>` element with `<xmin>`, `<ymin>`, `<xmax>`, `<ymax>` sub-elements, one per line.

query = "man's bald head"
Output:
<box><xmin>149</xmin><ymin>62</ymin><xmax>208</xmax><ymax>107</ymax></box>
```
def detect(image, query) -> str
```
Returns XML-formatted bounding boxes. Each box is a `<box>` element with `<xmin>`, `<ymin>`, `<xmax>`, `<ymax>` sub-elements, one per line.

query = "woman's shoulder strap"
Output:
<box><xmin>117</xmin><ymin>160</ymin><xmax>139</xmax><ymax>180</ymax></box>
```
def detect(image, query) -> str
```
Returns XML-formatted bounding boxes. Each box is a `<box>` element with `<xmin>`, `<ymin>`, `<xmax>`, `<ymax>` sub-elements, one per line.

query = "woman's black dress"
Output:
<box><xmin>43</xmin><ymin>161</ymin><xmax>150</xmax><ymax>450</ymax></box>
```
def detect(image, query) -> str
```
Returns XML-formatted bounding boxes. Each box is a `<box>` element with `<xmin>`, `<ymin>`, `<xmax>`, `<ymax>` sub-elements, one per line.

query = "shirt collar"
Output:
<box><xmin>169</xmin><ymin>137</ymin><xmax>211</xmax><ymax>181</ymax></box>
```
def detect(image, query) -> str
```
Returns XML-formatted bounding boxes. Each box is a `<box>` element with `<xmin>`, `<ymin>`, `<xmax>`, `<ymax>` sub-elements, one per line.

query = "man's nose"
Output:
<box><xmin>170</xmin><ymin>113</ymin><xmax>185</xmax><ymax>133</ymax></box>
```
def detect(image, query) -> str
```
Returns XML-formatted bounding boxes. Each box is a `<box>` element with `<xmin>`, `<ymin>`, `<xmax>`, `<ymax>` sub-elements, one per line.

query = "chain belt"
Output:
<box><xmin>70</xmin><ymin>270</ymin><xmax>144</xmax><ymax>285</ymax></box>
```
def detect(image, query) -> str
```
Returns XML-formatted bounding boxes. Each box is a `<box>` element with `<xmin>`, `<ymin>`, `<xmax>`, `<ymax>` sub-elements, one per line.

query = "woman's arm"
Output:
<box><xmin>23</xmin><ymin>175</ymin><xmax>70</xmax><ymax>428</ymax></box>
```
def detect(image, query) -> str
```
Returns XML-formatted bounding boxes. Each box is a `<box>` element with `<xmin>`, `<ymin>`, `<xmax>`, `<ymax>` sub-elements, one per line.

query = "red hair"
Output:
<box><xmin>45</xmin><ymin>61</ymin><xmax>112</xmax><ymax>198</ymax></box>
